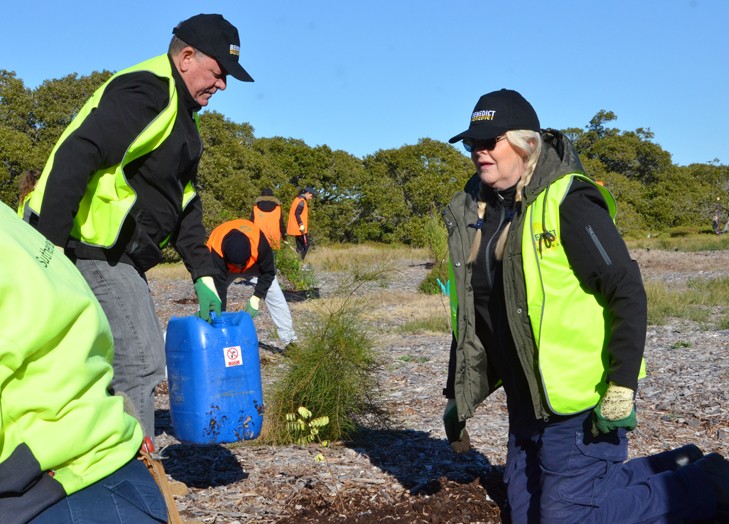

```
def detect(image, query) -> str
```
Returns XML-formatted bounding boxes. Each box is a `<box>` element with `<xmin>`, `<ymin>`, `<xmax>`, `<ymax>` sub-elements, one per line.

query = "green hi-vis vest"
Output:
<box><xmin>29</xmin><ymin>54</ymin><xmax>197</xmax><ymax>249</ymax></box>
<box><xmin>522</xmin><ymin>174</ymin><xmax>645</xmax><ymax>414</ymax></box>
<box><xmin>0</xmin><ymin>202</ymin><xmax>142</xmax><ymax>498</ymax></box>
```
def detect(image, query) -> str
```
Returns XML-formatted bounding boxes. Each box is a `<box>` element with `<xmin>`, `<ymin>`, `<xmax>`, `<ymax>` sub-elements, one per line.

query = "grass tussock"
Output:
<box><xmin>147</xmin><ymin>262</ymin><xmax>188</xmax><ymax>281</ymax></box>
<box><xmin>362</xmin><ymin>290</ymin><xmax>450</xmax><ymax>333</ymax></box>
<box><xmin>397</xmin><ymin>313</ymin><xmax>450</xmax><ymax>334</ymax></box>
<box><xmin>646</xmin><ymin>277</ymin><xmax>729</xmax><ymax>327</ymax></box>
<box><xmin>627</xmin><ymin>233</ymin><xmax>729</xmax><ymax>252</ymax></box>
<box><xmin>309</xmin><ymin>243</ymin><xmax>428</xmax><ymax>272</ymax></box>
<box><xmin>261</xmin><ymin>262</ymin><xmax>388</xmax><ymax>445</ymax></box>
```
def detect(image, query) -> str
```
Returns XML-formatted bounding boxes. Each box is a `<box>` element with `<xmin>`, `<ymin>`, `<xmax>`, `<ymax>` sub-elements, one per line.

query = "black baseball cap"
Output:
<box><xmin>222</xmin><ymin>231</ymin><xmax>251</xmax><ymax>265</ymax></box>
<box><xmin>173</xmin><ymin>14</ymin><xmax>254</xmax><ymax>82</ymax></box>
<box><xmin>449</xmin><ymin>89</ymin><xmax>539</xmax><ymax>143</ymax></box>
<box><xmin>304</xmin><ymin>186</ymin><xmax>318</xmax><ymax>197</ymax></box>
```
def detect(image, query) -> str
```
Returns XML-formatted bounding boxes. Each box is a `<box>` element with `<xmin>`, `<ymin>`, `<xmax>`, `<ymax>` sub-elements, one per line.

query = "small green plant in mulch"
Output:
<box><xmin>398</xmin><ymin>354</ymin><xmax>430</xmax><ymax>364</ymax></box>
<box><xmin>286</xmin><ymin>406</ymin><xmax>331</xmax><ymax>459</ymax></box>
<box><xmin>670</xmin><ymin>340</ymin><xmax>692</xmax><ymax>349</ymax></box>
<box><xmin>263</xmin><ymin>263</ymin><xmax>388</xmax><ymax>445</ymax></box>
<box><xmin>285</xmin><ymin>406</ymin><xmax>343</xmax><ymax>509</ymax></box>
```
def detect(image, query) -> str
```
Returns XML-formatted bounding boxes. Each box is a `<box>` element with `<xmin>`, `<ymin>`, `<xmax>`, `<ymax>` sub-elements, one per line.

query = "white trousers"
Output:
<box><xmin>233</xmin><ymin>275</ymin><xmax>297</xmax><ymax>345</ymax></box>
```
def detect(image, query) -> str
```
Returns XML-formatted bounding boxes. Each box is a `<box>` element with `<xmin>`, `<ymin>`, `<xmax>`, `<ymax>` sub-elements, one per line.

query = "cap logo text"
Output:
<box><xmin>229</xmin><ymin>44</ymin><xmax>240</xmax><ymax>56</ymax></box>
<box><xmin>472</xmin><ymin>109</ymin><xmax>496</xmax><ymax>122</ymax></box>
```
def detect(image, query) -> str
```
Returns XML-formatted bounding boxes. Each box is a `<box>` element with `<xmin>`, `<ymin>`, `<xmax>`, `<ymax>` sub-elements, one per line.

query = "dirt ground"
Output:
<box><xmin>149</xmin><ymin>248</ymin><xmax>729</xmax><ymax>523</ymax></box>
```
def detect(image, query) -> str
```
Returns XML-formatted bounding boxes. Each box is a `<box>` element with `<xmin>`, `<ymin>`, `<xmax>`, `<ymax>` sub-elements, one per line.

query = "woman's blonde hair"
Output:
<box><xmin>17</xmin><ymin>169</ymin><xmax>41</xmax><ymax>205</ymax></box>
<box><xmin>467</xmin><ymin>130</ymin><xmax>542</xmax><ymax>264</ymax></box>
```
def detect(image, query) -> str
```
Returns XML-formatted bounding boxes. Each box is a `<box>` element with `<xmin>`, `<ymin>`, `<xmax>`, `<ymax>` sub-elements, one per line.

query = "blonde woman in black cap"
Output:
<box><xmin>27</xmin><ymin>14</ymin><xmax>254</xmax><ymax>440</ymax></box>
<box><xmin>442</xmin><ymin>89</ymin><xmax>729</xmax><ymax>522</ymax></box>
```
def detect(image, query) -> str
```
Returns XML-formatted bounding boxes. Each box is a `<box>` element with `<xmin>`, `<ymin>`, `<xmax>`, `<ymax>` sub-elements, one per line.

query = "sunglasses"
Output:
<box><xmin>463</xmin><ymin>135</ymin><xmax>506</xmax><ymax>153</ymax></box>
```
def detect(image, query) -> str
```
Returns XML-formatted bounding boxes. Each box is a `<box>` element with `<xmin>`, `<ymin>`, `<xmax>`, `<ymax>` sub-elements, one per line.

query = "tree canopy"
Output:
<box><xmin>1</xmin><ymin>70</ymin><xmax>727</xmax><ymax>244</ymax></box>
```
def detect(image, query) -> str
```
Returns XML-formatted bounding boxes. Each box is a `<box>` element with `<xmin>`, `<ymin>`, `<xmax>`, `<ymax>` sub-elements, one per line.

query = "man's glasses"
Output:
<box><xmin>463</xmin><ymin>135</ymin><xmax>506</xmax><ymax>153</ymax></box>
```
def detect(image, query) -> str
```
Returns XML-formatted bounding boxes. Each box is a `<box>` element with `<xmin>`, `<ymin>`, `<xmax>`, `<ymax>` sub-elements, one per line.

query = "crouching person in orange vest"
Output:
<box><xmin>207</xmin><ymin>219</ymin><xmax>298</xmax><ymax>349</ymax></box>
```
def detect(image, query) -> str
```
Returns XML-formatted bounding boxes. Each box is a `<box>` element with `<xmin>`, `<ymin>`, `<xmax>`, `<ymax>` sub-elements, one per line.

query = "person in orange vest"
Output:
<box><xmin>287</xmin><ymin>186</ymin><xmax>316</xmax><ymax>260</ymax></box>
<box><xmin>251</xmin><ymin>187</ymin><xmax>286</xmax><ymax>249</ymax></box>
<box><xmin>207</xmin><ymin>219</ymin><xmax>298</xmax><ymax>349</ymax></box>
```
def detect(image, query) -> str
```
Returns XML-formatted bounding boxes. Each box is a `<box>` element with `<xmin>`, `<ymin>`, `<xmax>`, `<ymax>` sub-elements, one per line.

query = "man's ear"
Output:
<box><xmin>176</xmin><ymin>47</ymin><xmax>196</xmax><ymax>73</ymax></box>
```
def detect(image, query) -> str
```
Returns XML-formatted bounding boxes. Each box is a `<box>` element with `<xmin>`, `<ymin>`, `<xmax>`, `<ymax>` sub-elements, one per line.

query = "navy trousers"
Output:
<box><xmin>504</xmin><ymin>411</ymin><xmax>716</xmax><ymax>523</ymax></box>
<box><xmin>30</xmin><ymin>458</ymin><xmax>167</xmax><ymax>523</ymax></box>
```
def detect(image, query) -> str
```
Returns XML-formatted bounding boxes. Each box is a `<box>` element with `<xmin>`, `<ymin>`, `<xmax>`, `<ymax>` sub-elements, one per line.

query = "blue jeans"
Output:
<box><xmin>504</xmin><ymin>411</ymin><xmax>716</xmax><ymax>523</ymax></box>
<box><xmin>75</xmin><ymin>259</ymin><xmax>166</xmax><ymax>438</ymax></box>
<box><xmin>30</xmin><ymin>458</ymin><xmax>167</xmax><ymax>523</ymax></box>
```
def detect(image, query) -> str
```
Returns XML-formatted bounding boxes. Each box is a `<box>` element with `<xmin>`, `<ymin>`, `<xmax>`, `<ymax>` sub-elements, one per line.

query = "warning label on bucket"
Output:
<box><xmin>224</xmin><ymin>345</ymin><xmax>242</xmax><ymax>367</ymax></box>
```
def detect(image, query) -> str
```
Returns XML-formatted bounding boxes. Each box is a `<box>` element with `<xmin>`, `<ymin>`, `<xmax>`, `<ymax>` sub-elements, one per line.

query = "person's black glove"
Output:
<box><xmin>443</xmin><ymin>399</ymin><xmax>470</xmax><ymax>453</ymax></box>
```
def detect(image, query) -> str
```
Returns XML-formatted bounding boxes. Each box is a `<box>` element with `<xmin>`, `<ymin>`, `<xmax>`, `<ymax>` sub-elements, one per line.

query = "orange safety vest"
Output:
<box><xmin>253</xmin><ymin>205</ymin><xmax>282</xmax><ymax>249</ymax></box>
<box><xmin>287</xmin><ymin>196</ymin><xmax>308</xmax><ymax>236</ymax></box>
<box><xmin>206</xmin><ymin>219</ymin><xmax>260</xmax><ymax>273</ymax></box>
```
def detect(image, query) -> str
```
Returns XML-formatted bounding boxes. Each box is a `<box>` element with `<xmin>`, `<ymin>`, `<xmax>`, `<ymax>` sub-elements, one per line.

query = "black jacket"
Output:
<box><xmin>36</xmin><ymin>55</ymin><xmax>215</xmax><ymax>279</ymax></box>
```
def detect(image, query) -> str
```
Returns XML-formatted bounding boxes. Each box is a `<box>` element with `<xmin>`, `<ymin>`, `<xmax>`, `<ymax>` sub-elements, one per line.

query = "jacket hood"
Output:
<box><xmin>522</xmin><ymin>129</ymin><xmax>585</xmax><ymax>206</ymax></box>
<box><xmin>254</xmin><ymin>195</ymin><xmax>282</xmax><ymax>206</ymax></box>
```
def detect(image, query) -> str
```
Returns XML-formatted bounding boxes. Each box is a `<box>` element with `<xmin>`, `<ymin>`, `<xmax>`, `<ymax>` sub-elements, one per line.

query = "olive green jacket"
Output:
<box><xmin>442</xmin><ymin>130</ymin><xmax>591</xmax><ymax>422</ymax></box>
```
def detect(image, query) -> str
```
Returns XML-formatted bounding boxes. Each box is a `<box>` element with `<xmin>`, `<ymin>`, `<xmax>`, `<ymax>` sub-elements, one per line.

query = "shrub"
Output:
<box><xmin>263</xmin><ymin>266</ymin><xmax>386</xmax><ymax>444</ymax></box>
<box><xmin>275</xmin><ymin>243</ymin><xmax>317</xmax><ymax>291</ymax></box>
<box><xmin>419</xmin><ymin>209</ymin><xmax>449</xmax><ymax>295</ymax></box>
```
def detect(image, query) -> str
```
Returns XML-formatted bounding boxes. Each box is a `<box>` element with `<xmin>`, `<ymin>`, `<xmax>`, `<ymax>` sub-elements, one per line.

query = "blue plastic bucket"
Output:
<box><xmin>165</xmin><ymin>312</ymin><xmax>263</xmax><ymax>444</ymax></box>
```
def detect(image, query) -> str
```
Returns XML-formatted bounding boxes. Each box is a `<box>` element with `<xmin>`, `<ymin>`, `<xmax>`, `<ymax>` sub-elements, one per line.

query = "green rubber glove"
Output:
<box><xmin>443</xmin><ymin>399</ymin><xmax>470</xmax><ymax>453</ymax></box>
<box><xmin>592</xmin><ymin>382</ymin><xmax>637</xmax><ymax>435</ymax></box>
<box><xmin>194</xmin><ymin>276</ymin><xmax>222</xmax><ymax>323</ymax></box>
<box><xmin>244</xmin><ymin>295</ymin><xmax>260</xmax><ymax>319</ymax></box>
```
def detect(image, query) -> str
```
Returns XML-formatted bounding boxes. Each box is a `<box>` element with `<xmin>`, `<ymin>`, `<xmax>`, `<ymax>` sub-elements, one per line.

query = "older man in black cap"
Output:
<box><xmin>28</xmin><ymin>14</ymin><xmax>254</xmax><ymax>439</ymax></box>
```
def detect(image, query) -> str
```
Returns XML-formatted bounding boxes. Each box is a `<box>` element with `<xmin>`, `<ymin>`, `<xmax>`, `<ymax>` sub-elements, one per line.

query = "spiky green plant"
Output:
<box><xmin>264</xmin><ymin>263</ymin><xmax>387</xmax><ymax>444</ymax></box>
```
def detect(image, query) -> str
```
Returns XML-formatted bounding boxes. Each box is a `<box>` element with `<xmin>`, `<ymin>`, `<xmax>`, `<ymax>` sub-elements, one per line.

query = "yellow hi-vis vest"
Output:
<box><xmin>29</xmin><ymin>54</ymin><xmax>197</xmax><ymax>249</ymax></box>
<box><xmin>522</xmin><ymin>174</ymin><xmax>645</xmax><ymax>414</ymax></box>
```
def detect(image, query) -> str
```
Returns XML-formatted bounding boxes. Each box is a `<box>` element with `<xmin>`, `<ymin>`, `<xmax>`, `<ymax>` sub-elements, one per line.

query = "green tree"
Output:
<box><xmin>645</xmin><ymin>166</ymin><xmax>722</xmax><ymax>230</ymax></box>
<box><xmin>0</xmin><ymin>70</ymin><xmax>111</xmax><ymax>208</ymax></box>
<box><xmin>570</xmin><ymin>111</ymin><xmax>672</xmax><ymax>185</ymax></box>
<box><xmin>358</xmin><ymin>139</ymin><xmax>471</xmax><ymax>245</ymax></box>
<box><xmin>196</xmin><ymin>110</ymin><xmax>262</xmax><ymax>228</ymax></box>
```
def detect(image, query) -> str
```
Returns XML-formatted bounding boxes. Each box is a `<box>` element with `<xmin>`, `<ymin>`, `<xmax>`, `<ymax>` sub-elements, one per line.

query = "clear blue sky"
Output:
<box><xmin>3</xmin><ymin>1</ymin><xmax>727</xmax><ymax>166</ymax></box>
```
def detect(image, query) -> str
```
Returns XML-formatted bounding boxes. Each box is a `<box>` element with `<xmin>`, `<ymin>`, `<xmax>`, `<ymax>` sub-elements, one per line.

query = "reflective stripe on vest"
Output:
<box><xmin>206</xmin><ymin>219</ymin><xmax>261</xmax><ymax>273</ymax></box>
<box><xmin>522</xmin><ymin>174</ymin><xmax>634</xmax><ymax>414</ymax></box>
<box><xmin>29</xmin><ymin>54</ymin><xmax>197</xmax><ymax>248</ymax></box>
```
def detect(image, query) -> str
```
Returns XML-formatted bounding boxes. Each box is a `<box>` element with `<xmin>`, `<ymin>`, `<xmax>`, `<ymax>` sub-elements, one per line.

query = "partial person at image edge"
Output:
<box><xmin>0</xmin><ymin>202</ymin><xmax>167</xmax><ymax>524</ymax></box>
